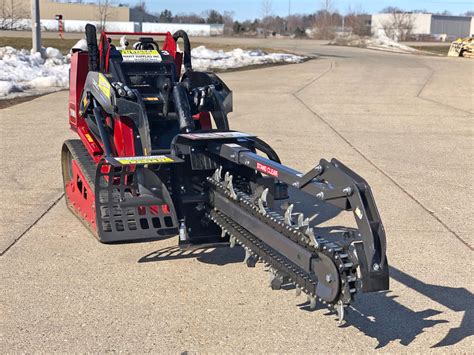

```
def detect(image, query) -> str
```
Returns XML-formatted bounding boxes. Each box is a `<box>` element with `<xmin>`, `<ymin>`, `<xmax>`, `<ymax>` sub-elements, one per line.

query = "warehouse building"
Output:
<box><xmin>372</xmin><ymin>13</ymin><xmax>474</xmax><ymax>40</ymax></box>
<box><xmin>5</xmin><ymin>0</ymin><xmax>224</xmax><ymax>36</ymax></box>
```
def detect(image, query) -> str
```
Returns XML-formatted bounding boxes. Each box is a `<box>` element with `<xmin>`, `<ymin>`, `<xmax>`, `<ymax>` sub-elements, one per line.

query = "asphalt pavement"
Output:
<box><xmin>1</xmin><ymin>40</ymin><xmax>473</xmax><ymax>352</ymax></box>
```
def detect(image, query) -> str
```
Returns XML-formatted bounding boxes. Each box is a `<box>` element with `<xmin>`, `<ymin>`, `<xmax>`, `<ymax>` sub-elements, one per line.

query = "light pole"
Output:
<box><xmin>31</xmin><ymin>0</ymin><xmax>42</xmax><ymax>53</ymax></box>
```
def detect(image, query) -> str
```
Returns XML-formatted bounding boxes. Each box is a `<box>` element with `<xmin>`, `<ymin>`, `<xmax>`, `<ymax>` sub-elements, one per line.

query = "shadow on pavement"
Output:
<box><xmin>138</xmin><ymin>244</ymin><xmax>244</xmax><ymax>266</ymax></box>
<box><xmin>344</xmin><ymin>266</ymin><xmax>472</xmax><ymax>348</ymax></box>
<box><xmin>390</xmin><ymin>267</ymin><xmax>473</xmax><ymax>348</ymax></box>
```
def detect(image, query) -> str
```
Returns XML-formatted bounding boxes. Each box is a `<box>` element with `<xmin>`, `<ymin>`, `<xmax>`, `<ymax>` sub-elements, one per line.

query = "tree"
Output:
<box><xmin>380</xmin><ymin>6</ymin><xmax>403</xmax><ymax>14</ymax></box>
<box><xmin>261</xmin><ymin>0</ymin><xmax>273</xmax><ymax>37</ymax></box>
<box><xmin>381</xmin><ymin>9</ymin><xmax>414</xmax><ymax>41</ymax></box>
<box><xmin>222</xmin><ymin>11</ymin><xmax>235</xmax><ymax>35</ymax></box>
<box><xmin>97</xmin><ymin>0</ymin><xmax>114</xmax><ymax>30</ymax></box>
<box><xmin>159</xmin><ymin>9</ymin><xmax>173</xmax><ymax>23</ymax></box>
<box><xmin>233</xmin><ymin>21</ymin><xmax>243</xmax><ymax>34</ymax></box>
<box><xmin>312</xmin><ymin>1</ymin><xmax>340</xmax><ymax>39</ymax></box>
<box><xmin>205</xmin><ymin>10</ymin><xmax>223</xmax><ymax>24</ymax></box>
<box><xmin>464</xmin><ymin>11</ymin><xmax>474</xmax><ymax>16</ymax></box>
<box><xmin>345</xmin><ymin>7</ymin><xmax>371</xmax><ymax>36</ymax></box>
<box><xmin>436</xmin><ymin>10</ymin><xmax>452</xmax><ymax>16</ymax></box>
<box><xmin>321</xmin><ymin>0</ymin><xmax>334</xmax><ymax>13</ymax></box>
<box><xmin>0</xmin><ymin>0</ymin><xmax>29</xmax><ymax>30</ymax></box>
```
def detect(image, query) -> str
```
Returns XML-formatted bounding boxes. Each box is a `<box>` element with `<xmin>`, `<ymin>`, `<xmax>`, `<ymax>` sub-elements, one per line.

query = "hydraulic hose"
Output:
<box><xmin>85</xmin><ymin>24</ymin><xmax>99</xmax><ymax>71</ymax></box>
<box><xmin>93</xmin><ymin>105</ymin><xmax>113</xmax><ymax>157</ymax></box>
<box><xmin>172</xmin><ymin>83</ymin><xmax>195</xmax><ymax>133</ymax></box>
<box><xmin>172</xmin><ymin>30</ymin><xmax>192</xmax><ymax>72</ymax></box>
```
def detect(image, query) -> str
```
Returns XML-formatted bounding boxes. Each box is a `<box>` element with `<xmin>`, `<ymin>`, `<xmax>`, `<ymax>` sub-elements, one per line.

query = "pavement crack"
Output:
<box><xmin>1</xmin><ymin>194</ymin><xmax>65</xmax><ymax>256</ymax></box>
<box><xmin>292</xmin><ymin>80</ymin><xmax>472</xmax><ymax>251</ymax></box>
<box><xmin>294</xmin><ymin>60</ymin><xmax>334</xmax><ymax>95</ymax></box>
<box><xmin>416</xmin><ymin>60</ymin><xmax>474</xmax><ymax>116</ymax></box>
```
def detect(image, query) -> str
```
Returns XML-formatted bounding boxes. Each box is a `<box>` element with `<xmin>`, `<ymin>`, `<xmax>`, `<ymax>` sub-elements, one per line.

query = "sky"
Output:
<box><xmin>131</xmin><ymin>0</ymin><xmax>474</xmax><ymax>20</ymax></box>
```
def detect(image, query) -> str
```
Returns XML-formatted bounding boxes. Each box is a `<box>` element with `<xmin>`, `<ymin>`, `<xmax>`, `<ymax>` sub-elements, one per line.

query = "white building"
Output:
<box><xmin>372</xmin><ymin>13</ymin><xmax>474</xmax><ymax>40</ymax></box>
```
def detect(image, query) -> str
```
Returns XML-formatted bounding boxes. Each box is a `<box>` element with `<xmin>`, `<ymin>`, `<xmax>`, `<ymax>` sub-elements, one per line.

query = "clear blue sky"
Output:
<box><xmin>131</xmin><ymin>0</ymin><xmax>473</xmax><ymax>20</ymax></box>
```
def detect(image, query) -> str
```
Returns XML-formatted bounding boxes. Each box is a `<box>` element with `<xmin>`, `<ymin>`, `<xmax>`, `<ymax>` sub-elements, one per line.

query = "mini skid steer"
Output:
<box><xmin>62</xmin><ymin>24</ymin><xmax>389</xmax><ymax>322</ymax></box>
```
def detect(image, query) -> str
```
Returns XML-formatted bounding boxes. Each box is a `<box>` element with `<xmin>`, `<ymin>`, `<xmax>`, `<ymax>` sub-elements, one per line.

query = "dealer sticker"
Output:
<box><xmin>115</xmin><ymin>155</ymin><xmax>175</xmax><ymax>165</ymax></box>
<box><xmin>120</xmin><ymin>49</ymin><xmax>162</xmax><ymax>62</ymax></box>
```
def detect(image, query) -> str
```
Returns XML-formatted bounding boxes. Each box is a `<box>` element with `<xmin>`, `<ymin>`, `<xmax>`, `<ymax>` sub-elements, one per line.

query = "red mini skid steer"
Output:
<box><xmin>62</xmin><ymin>24</ymin><xmax>388</xmax><ymax>322</ymax></box>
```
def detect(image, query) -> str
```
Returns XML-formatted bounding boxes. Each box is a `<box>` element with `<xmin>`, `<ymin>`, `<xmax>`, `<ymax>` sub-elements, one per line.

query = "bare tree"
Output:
<box><xmin>345</xmin><ymin>5</ymin><xmax>371</xmax><ymax>36</ymax></box>
<box><xmin>321</xmin><ymin>0</ymin><xmax>334</xmax><ymax>13</ymax></box>
<box><xmin>0</xmin><ymin>0</ymin><xmax>29</xmax><ymax>30</ymax></box>
<box><xmin>382</xmin><ymin>10</ymin><xmax>414</xmax><ymax>41</ymax></box>
<box><xmin>97</xmin><ymin>0</ymin><xmax>114</xmax><ymax>31</ymax></box>
<box><xmin>222</xmin><ymin>11</ymin><xmax>235</xmax><ymax>35</ymax></box>
<box><xmin>261</xmin><ymin>0</ymin><xmax>273</xmax><ymax>37</ymax></box>
<box><xmin>313</xmin><ymin>0</ymin><xmax>338</xmax><ymax>39</ymax></box>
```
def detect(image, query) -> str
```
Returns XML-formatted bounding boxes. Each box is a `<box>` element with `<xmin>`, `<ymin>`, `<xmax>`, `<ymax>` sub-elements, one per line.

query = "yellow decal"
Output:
<box><xmin>84</xmin><ymin>133</ymin><xmax>94</xmax><ymax>143</ymax></box>
<box><xmin>355</xmin><ymin>207</ymin><xmax>363</xmax><ymax>220</ymax></box>
<box><xmin>115</xmin><ymin>155</ymin><xmax>175</xmax><ymax>165</ymax></box>
<box><xmin>120</xmin><ymin>49</ymin><xmax>162</xmax><ymax>62</ymax></box>
<box><xmin>98</xmin><ymin>73</ymin><xmax>111</xmax><ymax>98</ymax></box>
<box><xmin>120</xmin><ymin>49</ymin><xmax>159</xmax><ymax>55</ymax></box>
<box><xmin>143</xmin><ymin>97</ymin><xmax>159</xmax><ymax>101</ymax></box>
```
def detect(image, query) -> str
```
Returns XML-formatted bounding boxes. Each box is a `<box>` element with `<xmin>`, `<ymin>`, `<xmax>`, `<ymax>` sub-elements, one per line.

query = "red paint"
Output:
<box><xmin>68</xmin><ymin>51</ymin><xmax>88</xmax><ymax>129</ymax></box>
<box><xmin>194</xmin><ymin>112</ymin><xmax>212</xmax><ymax>130</ymax></box>
<box><xmin>113</xmin><ymin>116</ymin><xmax>136</xmax><ymax>157</ymax></box>
<box><xmin>105</xmin><ymin>31</ymin><xmax>168</xmax><ymax>36</ymax></box>
<box><xmin>257</xmin><ymin>162</ymin><xmax>279</xmax><ymax>177</ymax></box>
<box><xmin>65</xmin><ymin>160</ymin><xmax>97</xmax><ymax>233</ymax></box>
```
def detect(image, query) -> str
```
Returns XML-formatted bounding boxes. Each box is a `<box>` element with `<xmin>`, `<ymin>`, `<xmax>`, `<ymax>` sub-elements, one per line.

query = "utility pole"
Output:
<box><xmin>31</xmin><ymin>0</ymin><xmax>41</xmax><ymax>53</ymax></box>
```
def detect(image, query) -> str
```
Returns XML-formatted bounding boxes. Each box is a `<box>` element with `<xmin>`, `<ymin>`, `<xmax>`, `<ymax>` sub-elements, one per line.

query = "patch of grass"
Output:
<box><xmin>0</xmin><ymin>36</ymin><xmax>292</xmax><ymax>55</ymax></box>
<box><xmin>0</xmin><ymin>93</ymin><xmax>48</xmax><ymax>109</ymax></box>
<box><xmin>411</xmin><ymin>45</ymin><xmax>450</xmax><ymax>56</ymax></box>
<box><xmin>0</xmin><ymin>37</ymin><xmax>78</xmax><ymax>54</ymax></box>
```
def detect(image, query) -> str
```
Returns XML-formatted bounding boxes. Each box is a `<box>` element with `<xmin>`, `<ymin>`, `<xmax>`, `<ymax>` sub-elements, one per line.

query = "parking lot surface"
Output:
<box><xmin>1</xmin><ymin>40</ymin><xmax>472</xmax><ymax>352</ymax></box>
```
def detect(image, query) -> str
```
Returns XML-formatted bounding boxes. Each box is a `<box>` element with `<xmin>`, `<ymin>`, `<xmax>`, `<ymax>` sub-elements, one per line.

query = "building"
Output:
<box><xmin>15</xmin><ymin>0</ymin><xmax>130</xmax><ymax>22</ymax></box>
<box><xmin>3</xmin><ymin>0</ymin><xmax>224</xmax><ymax>36</ymax></box>
<box><xmin>372</xmin><ymin>13</ymin><xmax>474</xmax><ymax>40</ymax></box>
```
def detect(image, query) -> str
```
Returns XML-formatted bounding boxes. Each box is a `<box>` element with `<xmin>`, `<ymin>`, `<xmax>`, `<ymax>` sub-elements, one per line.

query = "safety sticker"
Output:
<box><xmin>115</xmin><ymin>155</ymin><xmax>175</xmax><ymax>165</ymax></box>
<box><xmin>98</xmin><ymin>74</ymin><xmax>111</xmax><ymax>98</ymax></box>
<box><xmin>355</xmin><ymin>207</ymin><xmax>363</xmax><ymax>220</ymax></box>
<box><xmin>84</xmin><ymin>133</ymin><xmax>94</xmax><ymax>143</ymax></box>
<box><xmin>256</xmin><ymin>162</ymin><xmax>279</xmax><ymax>178</ymax></box>
<box><xmin>143</xmin><ymin>97</ymin><xmax>160</xmax><ymax>101</ymax></box>
<box><xmin>120</xmin><ymin>49</ymin><xmax>162</xmax><ymax>62</ymax></box>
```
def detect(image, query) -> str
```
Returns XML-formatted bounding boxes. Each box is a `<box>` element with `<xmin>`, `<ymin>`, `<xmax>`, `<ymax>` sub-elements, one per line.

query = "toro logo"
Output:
<box><xmin>256</xmin><ymin>162</ymin><xmax>279</xmax><ymax>177</ymax></box>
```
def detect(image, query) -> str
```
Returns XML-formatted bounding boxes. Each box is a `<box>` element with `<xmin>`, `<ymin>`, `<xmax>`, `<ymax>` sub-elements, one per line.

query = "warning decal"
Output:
<box><xmin>115</xmin><ymin>155</ymin><xmax>175</xmax><ymax>165</ymax></box>
<box><xmin>120</xmin><ymin>49</ymin><xmax>162</xmax><ymax>62</ymax></box>
<box><xmin>256</xmin><ymin>162</ymin><xmax>279</xmax><ymax>177</ymax></box>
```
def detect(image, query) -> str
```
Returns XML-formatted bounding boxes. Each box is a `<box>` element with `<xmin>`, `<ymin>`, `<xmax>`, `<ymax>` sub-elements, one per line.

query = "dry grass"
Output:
<box><xmin>0</xmin><ymin>36</ymin><xmax>289</xmax><ymax>55</ymax></box>
<box><xmin>410</xmin><ymin>45</ymin><xmax>450</xmax><ymax>56</ymax></box>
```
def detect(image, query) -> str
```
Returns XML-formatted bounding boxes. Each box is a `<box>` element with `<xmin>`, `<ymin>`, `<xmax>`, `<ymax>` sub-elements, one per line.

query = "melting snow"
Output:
<box><xmin>330</xmin><ymin>30</ymin><xmax>418</xmax><ymax>54</ymax></box>
<box><xmin>191</xmin><ymin>46</ymin><xmax>306</xmax><ymax>70</ymax></box>
<box><xmin>0</xmin><ymin>45</ymin><xmax>306</xmax><ymax>99</ymax></box>
<box><xmin>0</xmin><ymin>46</ymin><xmax>70</xmax><ymax>98</ymax></box>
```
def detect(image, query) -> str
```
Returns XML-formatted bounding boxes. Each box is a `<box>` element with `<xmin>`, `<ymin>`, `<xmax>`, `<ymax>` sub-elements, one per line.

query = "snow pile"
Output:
<box><xmin>191</xmin><ymin>46</ymin><xmax>306</xmax><ymax>70</ymax></box>
<box><xmin>0</xmin><ymin>46</ymin><xmax>70</xmax><ymax>98</ymax></box>
<box><xmin>0</xmin><ymin>45</ymin><xmax>306</xmax><ymax>99</ymax></box>
<box><xmin>330</xmin><ymin>30</ymin><xmax>418</xmax><ymax>54</ymax></box>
